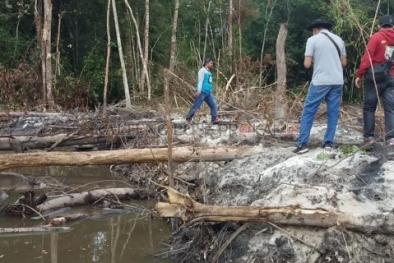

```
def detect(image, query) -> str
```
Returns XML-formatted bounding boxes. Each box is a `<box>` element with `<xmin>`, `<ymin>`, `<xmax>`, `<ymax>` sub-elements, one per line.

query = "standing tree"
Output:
<box><xmin>103</xmin><ymin>0</ymin><xmax>112</xmax><ymax>111</ymax></box>
<box><xmin>237</xmin><ymin>0</ymin><xmax>242</xmax><ymax>78</ymax></box>
<box><xmin>203</xmin><ymin>1</ymin><xmax>212</xmax><ymax>61</ymax></box>
<box><xmin>34</xmin><ymin>0</ymin><xmax>55</xmax><ymax>108</ymax></box>
<box><xmin>111</xmin><ymin>0</ymin><xmax>132</xmax><ymax>108</ymax></box>
<box><xmin>124</xmin><ymin>0</ymin><xmax>152</xmax><ymax>100</ymax></box>
<box><xmin>259</xmin><ymin>0</ymin><xmax>277</xmax><ymax>87</ymax></box>
<box><xmin>169</xmin><ymin>0</ymin><xmax>179</xmax><ymax>72</ymax></box>
<box><xmin>53</xmin><ymin>11</ymin><xmax>64</xmax><ymax>93</ymax></box>
<box><xmin>140</xmin><ymin>0</ymin><xmax>150</xmax><ymax>95</ymax></box>
<box><xmin>228</xmin><ymin>0</ymin><xmax>234</xmax><ymax>74</ymax></box>
<box><xmin>275</xmin><ymin>23</ymin><xmax>288</xmax><ymax>120</ymax></box>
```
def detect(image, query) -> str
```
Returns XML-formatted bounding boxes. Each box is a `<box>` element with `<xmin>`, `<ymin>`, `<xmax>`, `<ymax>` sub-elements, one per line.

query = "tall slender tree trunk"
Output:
<box><xmin>203</xmin><ymin>1</ymin><xmax>212</xmax><ymax>61</ymax></box>
<box><xmin>43</xmin><ymin>0</ymin><xmax>54</xmax><ymax>108</ymax></box>
<box><xmin>35</xmin><ymin>0</ymin><xmax>55</xmax><ymax>108</ymax></box>
<box><xmin>140</xmin><ymin>0</ymin><xmax>150</xmax><ymax>94</ymax></box>
<box><xmin>111</xmin><ymin>0</ymin><xmax>132</xmax><ymax>108</ymax></box>
<box><xmin>237</xmin><ymin>0</ymin><xmax>242</xmax><ymax>78</ymax></box>
<box><xmin>124</xmin><ymin>0</ymin><xmax>152</xmax><ymax>101</ymax></box>
<box><xmin>228</xmin><ymin>0</ymin><xmax>234</xmax><ymax>74</ymax></box>
<box><xmin>259</xmin><ymin>0</ymin><xmax>277</xmax><ymax>87</ymax></box>
<box><xmin>103</xmin><ymin>0</ymin><xmax>112</xmax><ymax>111</ymax></box>
<box><xmin>169</xmin><ymin>0</ymin><xmax>179</xmax><ymax>72</ymax></box>
<box><xmin>55</xmin><ymin>12</ymin><xmax>62</xmax><ymax>75</ymax></box>
<box><xmin>34</xmin><ymin>0</ymin><xmax>44</xmax><ymax>99</ymax></box>
<box><xmin>54</xmin><ymin>12</ymin><xmax>63</xmax><ymax>95</ymax></box>
<box><xmin>124</xmin><ymin>13</ymin><xmax>137</xmax><ymax>102</ymax></box>
<box><xmin>275</xmin><ymin>23</ymin><xmax>288</xmax><ymax>120</ymax></box>
<box><xmin>130</xmin><ymin>36</ymin><xmax>138</xmax><ymax>102</ymax></box>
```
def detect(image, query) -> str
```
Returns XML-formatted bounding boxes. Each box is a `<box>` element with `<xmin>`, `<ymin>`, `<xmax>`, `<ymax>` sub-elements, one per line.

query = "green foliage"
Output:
<box><xmin>83</xmin><ymin>51</ymin><xmax>106</xmax><ymax>104</ymax></box>
<box><xmin>340</xmin><ymin>145</ymin><xmax>366</xmax><ymax>155</ymax></box>
<box><xmin>0</xmin><ymin>0</ymin><xmax>34</xmax><ymax>67</ymax></box>
<box><xmin>0</xmin><ymin>0</ymin><xmax>391</xmax><ymax>108</ymax></box>
<box><xmin>316</xmin><ymin>152</ymin><xmax>330</xmax><ymax>161</ymax></box>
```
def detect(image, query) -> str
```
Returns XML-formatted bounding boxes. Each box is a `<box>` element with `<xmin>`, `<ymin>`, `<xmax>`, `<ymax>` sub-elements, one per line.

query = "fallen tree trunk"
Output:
<box><xmin>0</xmin><ymin>123</ymin><xmax>155</xmax><ymax>151</ymax></box>
<box><xmin>37</xmin><ymin>188</ymin><xmax>140</xmax><ymax>212</ymax></box>
<box><xmin>155</xmin><ymin>188</ymin><xmax>394</xmax><ymax>235</ymax></box>
<box><xmin>0</xmin><ymin>111</ymin><xmax>73</xmax><ymax>118</ymax></box>
<box><xmin>0</xmin><ymin>146</ymin><xmax>260</xmax><ymax>171</ymax></box>
<box><xmin>0</xmin><ymin>133</ymin><xmax>136</xmax><ymax>151</ymax></box>
<box><xmin>0</xmin><ymin>227</ymin><xmax>70</xmax><ymax>234</ymax></box>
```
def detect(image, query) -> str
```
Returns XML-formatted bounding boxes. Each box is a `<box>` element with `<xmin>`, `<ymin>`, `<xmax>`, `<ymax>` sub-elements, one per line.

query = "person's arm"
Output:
<box><xmin>356</xmin><ymin>34</ymin><xmax>379</xmax><ymax>78</ymax></box>
<box><xmin>196</xmin><ymin>69</ymin><xmax>205</xmax><ymax>92</ymax></box>
<box><xmin>355</xmin><ymin>34</ymin><xmax>379</xmax><ymax>88</ymax></box>
<box><xmin>341</xmin><ymin>56</ymin><xmax>347</xmax><ymax>68</ymax></box>
<box><xmin>304</xmin><ymin>56</ymin><xmax>313</xmax><ymax>68</ymax></box>
<box><xmin>304</xmin><ymin>38</ymin><xmax>313</xmax><ymax>69</ymax></box>
<box><xmin>341</xmin><ymin>40</ymin><xmax>347</xmax><ymax>68</ymax></box>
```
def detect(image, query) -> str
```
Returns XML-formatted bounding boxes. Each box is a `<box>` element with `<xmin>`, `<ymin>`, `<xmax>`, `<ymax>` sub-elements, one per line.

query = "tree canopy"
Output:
<box><xmin>0</xmin><ymin>0</ymin><xmax>390</xmax><ymax>109</ymax></box>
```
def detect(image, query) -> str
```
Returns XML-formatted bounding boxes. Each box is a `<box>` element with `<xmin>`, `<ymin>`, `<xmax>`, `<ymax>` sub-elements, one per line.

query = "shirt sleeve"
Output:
<box><xmin>356</xmin><ymin>35</ymin><xmax>379</xmax><ymax>78</ymax></box>
<box><xmin>196</xmin><ymin>69</ymin><xmax>205</xmax><ymax>92</ymax></box>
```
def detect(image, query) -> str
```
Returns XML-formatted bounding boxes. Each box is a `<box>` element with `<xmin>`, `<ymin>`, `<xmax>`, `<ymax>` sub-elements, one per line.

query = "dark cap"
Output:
<box><xmin>379</xmin><ymin>15</ymin><xmax>394</xmax><ymax>27</ymax></box>
<box><xmin>203</xmin><ymin>57</ymin><xmax>213</xmax><ymax>66</ymax></box>
<box><xmin>306</xmin><ymin>19</ymin><xmax>332</xmax><ymax>30</ymax></box>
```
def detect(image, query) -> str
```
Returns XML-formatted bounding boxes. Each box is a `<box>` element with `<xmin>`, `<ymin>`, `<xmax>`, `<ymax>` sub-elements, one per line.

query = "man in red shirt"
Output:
<box><xmin>355</xmin><ymin>14</ymin><xmax>394</xmax><ymax>146</ymax></box>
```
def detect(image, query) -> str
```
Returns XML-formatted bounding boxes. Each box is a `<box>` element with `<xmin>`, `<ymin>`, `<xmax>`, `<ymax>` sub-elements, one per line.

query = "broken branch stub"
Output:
<box><xmin>0</xmin><ymin>146</ymin><xmax>261</xmax><ymax>171</ymax></box>
<box><xmin>155</xmin><ymin>188</ymin><xmax>394</xmax><ymax>235</ymax></box>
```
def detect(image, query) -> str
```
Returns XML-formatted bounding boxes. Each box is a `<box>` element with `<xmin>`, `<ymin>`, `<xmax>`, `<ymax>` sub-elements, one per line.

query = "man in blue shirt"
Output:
<box><xmin>293</xmin><ymin>19</ymin><xmax>347</xmax><ymax>154</ymax></box>
<box><xmin>186</xmin><ymin>58</ymin><xmax>221</xmax><ymax>125</ymax></box>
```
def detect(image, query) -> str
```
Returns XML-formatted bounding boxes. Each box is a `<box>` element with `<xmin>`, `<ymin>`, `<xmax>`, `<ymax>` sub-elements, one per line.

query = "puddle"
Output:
<box><xmin>0</xmin><ymin>211</ymin><xmax>172</xmax><ymax>263</ymax></box>
<box><xmin>0</xmin><ymin>165</ymin><xmax>173</xmax><ymax>263</ymax></box>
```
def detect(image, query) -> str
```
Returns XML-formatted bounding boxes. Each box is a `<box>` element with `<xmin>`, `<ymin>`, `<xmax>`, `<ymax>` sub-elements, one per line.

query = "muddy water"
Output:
<box><xmin>0</xmin><ymin>166</ymin><xmax>173</xmax><ymax>263</ymax></box>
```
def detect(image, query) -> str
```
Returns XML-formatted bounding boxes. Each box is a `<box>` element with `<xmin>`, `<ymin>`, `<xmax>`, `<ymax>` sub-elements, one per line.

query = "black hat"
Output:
<box><xmin>203</xmin><ymin>57</ymin><xmax>213</xmax><ymax>66</ymax></box>
<box><xmin>307</xmin><ymin>19</ymin><xmax>333</xmax><ymax>30</ymax></box>
<box><xmin>379</xmin><ymin>14</ymin><xmax>394</xmax><ymax>27</ymax></box>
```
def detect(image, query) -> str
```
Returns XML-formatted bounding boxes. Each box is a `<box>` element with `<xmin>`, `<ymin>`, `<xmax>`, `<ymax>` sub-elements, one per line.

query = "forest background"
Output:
<box><xmin>0</xmin><ymin>0</ymin><xmax>390</xmax><ymax>112</ymax></box>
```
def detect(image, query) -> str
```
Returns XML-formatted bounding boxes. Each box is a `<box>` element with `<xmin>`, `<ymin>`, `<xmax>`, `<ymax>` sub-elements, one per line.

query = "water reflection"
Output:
<box><xmin>0</xmin><ymin>212</ymin><xmax>172</xmax><ymax>263</ymax></box>
<box><xmin>50</xmin><ymin>233</ymin><xmax>58</xmax><ymax>263</ymax></box>
<box><xmin>91</xmin><ymin>231</ymin><xmax>107</xmax><ymax>262</ymax></box>
<box><xmin>0</xmin><ymin>165</ymin><xmax>172</xmax><ymax>262</ymax></box>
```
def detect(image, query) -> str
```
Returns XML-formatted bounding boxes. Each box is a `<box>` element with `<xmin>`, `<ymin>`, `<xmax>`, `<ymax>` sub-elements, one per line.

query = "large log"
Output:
<box><xmin>0</xmin><ymin>146</ymin><xmax>260</xmax><ymax>171</ymax></box>
<box><xmin>155</xmin><ymin>188</ymin><xmax>394</xmax><ymax>235</ymax></box>
<box><xmin>0</xmin><ymin>111</ymin><xmax>73</xmax><ymax>118</ymax></box>
<box><xmin>0</xmin><ymin>123</ymin><xmax>149</xmax><ymax>151</ymax></box>
<box><xmin>0</xmin><ymin>133</ymin><xmax>122</xmax><ymax>151</ymax></box>
<box><xmin>37</xmin><ymin>188</ymin><xmax>139</xmax><ymax>212</ymax></box>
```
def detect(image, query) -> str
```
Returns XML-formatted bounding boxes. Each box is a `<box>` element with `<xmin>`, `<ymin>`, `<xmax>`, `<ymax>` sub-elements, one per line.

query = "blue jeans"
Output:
<box><xmin>186</xmin><ymin>91</ymin><xmax>218</xmax><ymax>122</ymax></box>
<box><xmin>363</xmin><ymin>76</ymin><xmax>394</xmax><ymax>140</ymax></box>
<box><xmin>298</xmin><ymin>84</ymin><xmax>343</xmax><ymax>146</ymax></box>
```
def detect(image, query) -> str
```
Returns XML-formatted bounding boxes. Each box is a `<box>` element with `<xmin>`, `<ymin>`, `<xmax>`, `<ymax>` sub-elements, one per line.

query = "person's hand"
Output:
<box><xmin>194</xmin><ymin>91</ymin><xmax>201</xmax><ymax>98</ymax></box>
<box><xmin>355</xmin><ymin>77</ymin><xmax>362</xmax><ymax>88</ymax></box>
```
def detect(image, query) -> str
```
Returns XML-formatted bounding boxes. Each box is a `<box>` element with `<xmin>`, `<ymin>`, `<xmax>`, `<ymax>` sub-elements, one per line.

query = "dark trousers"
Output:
<box><xmin>363</xmin><ymin>76</ymin><xmax>394</xmax><ymax>140</ymax></box>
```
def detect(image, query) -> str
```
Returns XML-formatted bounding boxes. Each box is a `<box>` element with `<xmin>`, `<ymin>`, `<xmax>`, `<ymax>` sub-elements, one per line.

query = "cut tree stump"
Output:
<box><xmin>0</xmin><ymin>146</ymin><xmax>260</xmax><ymax>172</ymax></box>
<box><xmin>46</xmin><ymin>213</ymin><xmax>88</xmax><ymax>225</ymax></box>
<box><xmin>155</xmin><ymin>187</ymin><xmax>394</xmax><ymax>235</ymax></box>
